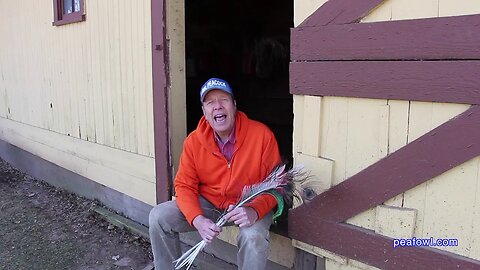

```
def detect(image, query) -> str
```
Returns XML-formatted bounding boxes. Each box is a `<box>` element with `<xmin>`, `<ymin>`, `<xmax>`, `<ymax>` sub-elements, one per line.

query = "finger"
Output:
<box><xmin>234</xmin><ymin>216</ymin><xmax>246</xmax><ymax>226</ymax></box>
<box><xmin>224</xmin><ymin>208</ymin><xmax>240</xmax><ymax>220</ymax></box>
<box><xmin>211</xmin><ymin>225</ymin><xmax>221</xmax><ymax>233</ymax></box>
<box><xmin>227</xmin><ymin>213</ymin><xmax>242</xmax><ymax>222</ymax></box>
<box><xmin>227</xmin><ymin>205</ymin><xmax>235</xmax><ymax>212</ymax></box>
<box><xmin>223</xmin><ymin>212</ymin><xmax>232</xmax><ymax>220</ymax></box>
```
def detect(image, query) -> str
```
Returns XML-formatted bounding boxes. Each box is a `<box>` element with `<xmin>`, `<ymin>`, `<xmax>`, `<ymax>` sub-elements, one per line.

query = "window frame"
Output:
<box><xmin>52</xmin><ymin>0</ymin><xmax>86</xmax><ymax>26</ymax></box>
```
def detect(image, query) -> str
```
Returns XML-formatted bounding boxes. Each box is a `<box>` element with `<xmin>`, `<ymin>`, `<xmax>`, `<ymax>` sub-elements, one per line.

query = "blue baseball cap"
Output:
<box><xmin>200</xmin><ymin>78</ymin><xmax>234</xmax><ymax>102</ymax></box>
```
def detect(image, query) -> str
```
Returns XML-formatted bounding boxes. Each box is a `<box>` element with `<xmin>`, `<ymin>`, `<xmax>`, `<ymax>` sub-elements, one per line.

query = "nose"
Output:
<box><xmin>212</xmin><ymin>99</ymin><xmax>224</xmax><ymax>110</ymax></box>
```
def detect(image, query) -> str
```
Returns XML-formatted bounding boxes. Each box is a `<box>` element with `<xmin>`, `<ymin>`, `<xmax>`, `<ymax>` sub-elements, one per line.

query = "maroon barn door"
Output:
<box><xmin>151</xmin><ymin>0</ymin><xmax>172</xmax><ymax>204</ymax></box>
<box><xmin>288</xmin><ymin>1</ymin><xmax>480</xmax><ymax>269</ymax></box>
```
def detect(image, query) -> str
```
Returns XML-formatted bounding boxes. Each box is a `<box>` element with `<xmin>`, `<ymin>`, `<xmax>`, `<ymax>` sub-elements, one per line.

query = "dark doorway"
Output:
<box><xmin>185</xmin><ymin>0</ymin><xmax>293</xmax><ymax>165</ymax></box>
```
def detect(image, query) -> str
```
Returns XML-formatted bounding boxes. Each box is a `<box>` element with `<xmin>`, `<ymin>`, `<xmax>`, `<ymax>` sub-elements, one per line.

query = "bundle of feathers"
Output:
<box><xmin>173</xmin><ymin>163</ymin><xmax>316</xmax><ymax>269</ymax></box>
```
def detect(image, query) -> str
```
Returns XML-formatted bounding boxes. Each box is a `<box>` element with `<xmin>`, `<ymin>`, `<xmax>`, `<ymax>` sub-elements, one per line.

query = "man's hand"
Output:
<box><xmin>224</xmin><ymin>205</ymin><xmax>258</xmax><ymax>228</ymax></box>
<box><xmin>192</xmin><ymin>215</ymin><xmax>221</xmax><ymax>243</ymax></box>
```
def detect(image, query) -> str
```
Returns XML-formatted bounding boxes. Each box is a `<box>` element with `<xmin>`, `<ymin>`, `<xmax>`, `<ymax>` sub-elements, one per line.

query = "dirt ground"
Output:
<box><xmin>0</xmin><ymin>158</ymin><xmax>153</xmax><ymax>270</ymax></box>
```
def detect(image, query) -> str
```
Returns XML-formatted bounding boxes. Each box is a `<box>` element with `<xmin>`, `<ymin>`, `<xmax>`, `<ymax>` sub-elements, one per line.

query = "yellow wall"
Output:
<box><xmin>0</xmin><ymin>0</ymin><xmax>156</xmax><ymax>205</ymax></box>
<box><xmin>293</xmin><ymin>0</ymin><xmax>480</xmax><ymax>269</ymax></box>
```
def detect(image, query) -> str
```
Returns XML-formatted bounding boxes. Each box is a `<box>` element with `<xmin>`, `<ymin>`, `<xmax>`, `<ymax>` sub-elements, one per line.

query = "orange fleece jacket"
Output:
<box><xmin>174</xmin><ymin>111</ymin><xmax>281</xmax><ymax>225</ymax></box>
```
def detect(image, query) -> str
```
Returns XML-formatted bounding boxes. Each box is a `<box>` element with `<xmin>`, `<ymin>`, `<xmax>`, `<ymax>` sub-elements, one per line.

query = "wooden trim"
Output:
<box><xmin>299</xmin><ymin>0</ymin><xmax>385</xmax><ymax>27</ymax></box>
<box><xmin>292</xmin><ymin>14</ymin><xmax>480</xmax><ymax>61</ymax></box>
<box><xmin>289</xmin><ymin>106</ymin><xmax>480</xmax><ymax>268</ymax></box>
<box><xmin>289</xmin><ymin>220</ymin><xmax>480</xmax><ymax>269</ymax></box>
<box><xmin>151</xmin><ymin>0</ymin><xmax>172</xmax><ymax>203</ymax></box>
<box><xmin>290</xmin><ymin>61</ymin><xmax>480</xmax><ymax>104</ymax></box>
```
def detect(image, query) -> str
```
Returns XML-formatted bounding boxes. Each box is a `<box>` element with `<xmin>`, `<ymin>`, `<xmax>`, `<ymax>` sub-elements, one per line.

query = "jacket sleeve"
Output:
<box><xmin>245</xmin><ymin>130</ymin><xmax>282</xmax><ymax>220</ymax></box>
<box><xmin>174</xmin><ymin>138</ymin><xmax>203</xmax><ymax>225</ymax></box>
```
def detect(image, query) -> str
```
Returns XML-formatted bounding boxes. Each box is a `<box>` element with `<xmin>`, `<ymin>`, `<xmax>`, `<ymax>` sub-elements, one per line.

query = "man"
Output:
<box><xmin>149</xmin><ymin>78</ymin><xmax>281</xmax><ymax>270</ymax></box>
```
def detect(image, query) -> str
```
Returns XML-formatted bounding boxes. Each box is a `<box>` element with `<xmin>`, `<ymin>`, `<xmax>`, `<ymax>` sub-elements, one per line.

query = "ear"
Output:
<box><xmin>234</xmin><ymin>100</ymin><xmax>237</xmax><ymax>107</ymax></box>
<box><xmin>201</xmin><ymin>105</ymin><xmax>206</xmax><ymax>116</ymax></box>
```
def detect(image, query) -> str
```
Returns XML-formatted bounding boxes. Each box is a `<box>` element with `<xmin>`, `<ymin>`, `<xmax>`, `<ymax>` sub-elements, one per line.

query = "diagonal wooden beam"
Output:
<box><xmin>299</xmin><ymin>0</ymin><xmax>385</xmax><ymax>27</ymax></box>
<box><xmin>289</xmin><ymin>220</ymin><xmax>480</xmax><ymax>269</ymax></box>
<box><xmin>292</xmin><ymin>14</ymin><xmax>480</xmax><ymax>61</ymax></box>
<box><xmin>290</xmin><ymin>105</ymin><xmax>480</xmax><ymax>223</ymax></box>
<box><xmin>290</xmin><ymin>61</ymin><xmax>480</xmax><ymax>105</ymax></box>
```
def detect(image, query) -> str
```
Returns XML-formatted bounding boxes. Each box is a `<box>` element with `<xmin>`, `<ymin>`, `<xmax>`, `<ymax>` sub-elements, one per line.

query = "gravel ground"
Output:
<box><xmin>0</xmin><ymin>158</ymin><xmax>153</xmax><ymax>270</ymax></box>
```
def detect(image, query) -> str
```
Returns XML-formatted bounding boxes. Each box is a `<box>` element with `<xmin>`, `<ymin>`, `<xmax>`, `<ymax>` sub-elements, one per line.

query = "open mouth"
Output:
<box><xmin>214</xmin><ymin>114</ymin><xmax>227</xmax><ymax>123</ymax></box>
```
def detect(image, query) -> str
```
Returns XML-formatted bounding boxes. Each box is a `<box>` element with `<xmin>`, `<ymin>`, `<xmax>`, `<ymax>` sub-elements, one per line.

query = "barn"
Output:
<box><xmin>1</xmin><ymin>0</ymin><xmax>479</xmax><ymax>269</ymax></box>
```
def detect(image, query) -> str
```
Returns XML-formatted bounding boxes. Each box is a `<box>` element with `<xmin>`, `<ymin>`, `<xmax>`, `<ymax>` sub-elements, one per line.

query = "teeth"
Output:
<box><xmin>214</xmin><ymin>115</ymin><xmax>226</xmax><ymax>122</ymax></box>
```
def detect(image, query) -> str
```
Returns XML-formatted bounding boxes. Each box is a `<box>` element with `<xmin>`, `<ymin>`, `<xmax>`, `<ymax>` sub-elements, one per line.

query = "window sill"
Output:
<box><xmin>52</xmin><ymin>13</ymin><xmax>85</xmax><ymax>26</ymax></box>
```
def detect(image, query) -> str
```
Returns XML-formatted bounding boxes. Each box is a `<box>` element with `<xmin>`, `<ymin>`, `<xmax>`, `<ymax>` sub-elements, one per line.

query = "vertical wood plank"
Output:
<box><xmin>403</xmin><ymin>101</ymin><xmax>436</xmax><ymax>237</ymax></box>
<box><xmin>403</xmin><ymin>102</ymin><xmax>470</xmax><ymax>237</ymax></box>
<box><xmin>144</xmin><ymin>0</ymin><xmax>155</xmax><ymax>157</ymax></box>
<box><xmin>83</xmin><ymin>2</ymin><xmax>96</xmax><ymax>142</ymax></box>
<box><xmin>136</xmin><ymin>0</ymin><xmax>149</xmax><ymax>156</ymax></box>
<box><xmin>78</xmin><ymin>23</ymin><xmax>88</xmax><ymax>140</ymax></box>
<box><xmin>61</xmin><ymin>25</ymin><xmax>72</xmax><ymax>136</ymax></box>
<box><xmin>319</xmin><ymin>97</ymin><xmax>348</xmax><ymax>185</ymax></box>
<box><xmin>387</xmin><ymin>100</ymin><xmax>409</xmax><ymax>154</ymax></box>
<box><xmin>384</xmin><ymin>100</ymin><xmax>409</xmax><ymax>207</ymax></box>
<box><xmin>422</xmin><ymin>157</ymin><xmax>479</xmax><ymax>256</ymax></box>
<box><xmin>439</xmin><ymin>0</ymin><xmax>480</xmax><ymax>17</ymax></box>
<box><xmin>131</xmin><ymin>0</ymin><xmax>141</xmax><ymax>154</ymax></box>
<box><xmin>102</xmin><ymin>0</ymin><xmax>115</xmax><ymax>147</ymax></box>
<box><xmin>121</xmin><ymin>0</ymin><xmax>132</xmax><ymax>151</ymax></box>
<box><xmin>302</xmin><ymin>96</ymin><xmax>322</xmax><ymax>157</ymax></box>
<box><xmin>344</xmin><ymin>99</ymin><xmax>388</xmax><ymax>178</ymax></box>
<box><xmin>391</xmin><ymin>0</ymin><xmax>439</xmax><ymax>20</ymax></box>
<box><xmin>470</xmin><ymin>160</ymin><xmax>480</xmax><ymax>260</ymax></box>
<box><xmin>345</xmin><ymin>99</ymin><xmax>388</xmax><ymax>230</ymax></box>
<box><xmin>0</xmin><ymin>2</ymin><xmax>7</xmax><ymax>118</ymax></box>
<box><xmin>91</xmin><ymin>0</ymin><xmax>105</xmax><ymax>145</ymax></box>
<box><xmin>361</xmin><ymin>0</ymin><xmax>392</xmax><ymax>22</ymax></box>
<box><xmin>293</xmin><ymin>95</ymin><xmax>304</xmax><ymax>155</ymax></box>
<box><xmin>107</xmin><ymin>0</ymin><xmax>122</xmax><ymax>150</ymax></box>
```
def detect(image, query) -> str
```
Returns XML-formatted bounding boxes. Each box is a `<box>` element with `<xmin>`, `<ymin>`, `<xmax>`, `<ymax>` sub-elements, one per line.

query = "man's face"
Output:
<box><xmin>202</xmin><ymin>89</ymin><xmax>236</xmax><ymax>138</ymax></box>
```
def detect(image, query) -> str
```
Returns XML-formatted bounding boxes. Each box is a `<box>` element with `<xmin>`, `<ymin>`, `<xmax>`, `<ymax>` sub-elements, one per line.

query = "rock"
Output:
<box><xmin>113</xmin><ymin>257</ymin><xmax>133</xmax><ymax>267</ymax></box>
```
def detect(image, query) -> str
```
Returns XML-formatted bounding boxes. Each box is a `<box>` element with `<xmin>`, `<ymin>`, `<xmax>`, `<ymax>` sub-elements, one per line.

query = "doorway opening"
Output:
<box><xmin>184</xmin><ymin>0</ymin><xmax>294</xmax><ymax>167</ymax></box>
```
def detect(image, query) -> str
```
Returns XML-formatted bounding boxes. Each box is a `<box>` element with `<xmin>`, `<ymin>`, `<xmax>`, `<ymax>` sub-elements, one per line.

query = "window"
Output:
<box><xmin>52</xmin><ymin>0</ymin><xmax>85</xmax><ymax>26</ymax></box>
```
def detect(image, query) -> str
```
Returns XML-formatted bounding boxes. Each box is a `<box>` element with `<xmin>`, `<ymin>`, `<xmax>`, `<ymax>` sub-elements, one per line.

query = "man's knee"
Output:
<box><xmin>238</xmin><ymin>226</ymin><xmax>270</xmax><ymax>250</ymax></box>
<box><xmin>149</xmin><ymin>201</ymin><xmax>179</xmax><ymax>230</ymax></box>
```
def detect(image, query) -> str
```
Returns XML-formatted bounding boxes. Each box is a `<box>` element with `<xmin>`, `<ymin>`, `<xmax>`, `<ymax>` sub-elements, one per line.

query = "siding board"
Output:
<box><xmin>391</xmin><ymin>0</ymin><xmax>438</xmax><ymax>20</ymax></box>
<box><xmin>403</xmin><ymin>102</ymin><xmax>470</xmax><ymax>238</ymax></box>
<box><xmin>471</xmin><ymin>161</ymin><xmax>480</xmax><ymax>260</ymax></box>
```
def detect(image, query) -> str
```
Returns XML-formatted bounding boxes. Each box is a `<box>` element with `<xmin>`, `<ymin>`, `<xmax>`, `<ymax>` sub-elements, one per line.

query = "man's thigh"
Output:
<box><xmin>151</xmin><ymin>197</ymin><xmax>222</xmax><ymax>233</ymax></box>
